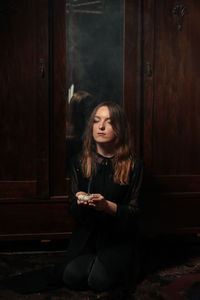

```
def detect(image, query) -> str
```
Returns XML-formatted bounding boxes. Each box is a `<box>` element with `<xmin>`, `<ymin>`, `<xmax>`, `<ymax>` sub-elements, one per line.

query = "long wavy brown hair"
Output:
<box><xmin>81</xmin><ymin>102</ymin><xmax>135</xmax><ymax>185</ymax></box>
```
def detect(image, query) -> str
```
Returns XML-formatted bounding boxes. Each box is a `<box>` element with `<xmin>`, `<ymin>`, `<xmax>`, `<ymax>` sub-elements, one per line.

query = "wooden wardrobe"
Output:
<box><xmin>0</xmin><ymin>0</ymin><xmax>72</xmax><ymax>240</ymax></box>
<box><xmin>0</xmin><ymin>0</ymin><xmax>200</xmax><ymax>240</ymax></box>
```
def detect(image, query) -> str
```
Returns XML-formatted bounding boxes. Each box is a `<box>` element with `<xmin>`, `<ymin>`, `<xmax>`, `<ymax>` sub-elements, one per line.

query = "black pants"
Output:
<box><xmin>62</xmin><ymin>253</ymin><xmax>116</xmax><ymax>292</ymax></box>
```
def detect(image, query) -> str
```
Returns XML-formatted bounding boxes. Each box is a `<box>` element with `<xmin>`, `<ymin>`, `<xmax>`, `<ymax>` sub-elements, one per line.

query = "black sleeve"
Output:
<box><xmin>69</xmin><ymin>159</ymin><xmax>99</xmax><ymax>225</ymax></box>
<box><xmin>115</xmin><ymin>159</ymin><xmax>143</xmax><ymax>228</ymax></box>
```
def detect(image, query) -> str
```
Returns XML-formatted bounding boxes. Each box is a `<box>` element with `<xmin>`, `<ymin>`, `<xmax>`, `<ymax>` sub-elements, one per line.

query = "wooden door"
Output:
<box><xmin>0</xmin><ymin>0</ymin><xmax>49</xmax><ymax>199</ymax></box>
<box><xmin>0</xmin><ymin>0</ymin><xmax>72</xmax><ymax>240</ymax></box>
<box><xmin>142</xmin><ymin>0</ymin><xmax>200</xmax><ymax>234</ymax></box>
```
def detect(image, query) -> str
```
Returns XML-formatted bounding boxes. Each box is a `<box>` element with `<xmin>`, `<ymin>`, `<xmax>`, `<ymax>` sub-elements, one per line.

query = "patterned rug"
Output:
<box><xmin>133</xmin><ymin>236</ymin><xmax>200</xmax><ymax>300</ymax></box>
<box><xmin>0</xmin><ymin>236</ymin><xmax>200</xmax><ymax>299</ymax></box>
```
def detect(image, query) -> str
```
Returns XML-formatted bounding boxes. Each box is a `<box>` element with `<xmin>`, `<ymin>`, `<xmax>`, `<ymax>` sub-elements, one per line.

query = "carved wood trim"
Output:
<box><xmin>36</xmin><ymin>0</ymin><xmax>49</xmax><ymax>199</ymax></box>
<box><xmin>142</xmin><ymin>0</ymin><xmax>155</xmax><ymax>172</ymax></box>
<box><xmin>50</xmin><ymin>0</ymin><xmax>67</xmax><ymax>196</ymax></box>
<box><xmin>0</xmin><ymin>201</ymin><xmax>74</xmax><ymax>239</ymax></box>
<box><xmin>172</xmin><ymin>3</ymin><xmax>187</xmax><ymax>31</ymax></box>
<box><xmin>0</xmin><ymin>181</ymin><xmax>37</xmax><ymax>198</ymax></box>
<box><xmin>124</xmin><ymin>0</ymin><xmax>143</xmax><ymax>157</ymax></box>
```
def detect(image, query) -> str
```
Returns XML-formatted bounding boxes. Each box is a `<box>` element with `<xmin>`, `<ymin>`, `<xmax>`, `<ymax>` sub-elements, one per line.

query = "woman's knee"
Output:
<box><xmin>62</xmin><ymin>254</ymin><xmax>95</xmax><ymax>289</ymax></box>
<box><xmin>88</xmin><ymin>259</ymin><xmax>115</xmax><ymax>292</ymax></box>
<box><xmin>62</xmin><ymin>263</ymin><xmax>82</xmax><ymax>287</ymax></box>
<box><xmin>88</xmin><ymin>272</ymin><xmax>114</xmax><ymax>292</ymax></box>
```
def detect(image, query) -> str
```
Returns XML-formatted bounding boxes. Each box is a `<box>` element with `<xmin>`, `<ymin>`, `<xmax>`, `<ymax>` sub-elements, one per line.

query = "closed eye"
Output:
<box><xmin>93</xmin><ymin>118</ymin><xmax>100</xmax><ymax>123</ymax></box>
<box><xmin>93</xmin><ymin>117</ymin><xmax>112</xmax><ymax>124</ymax></box>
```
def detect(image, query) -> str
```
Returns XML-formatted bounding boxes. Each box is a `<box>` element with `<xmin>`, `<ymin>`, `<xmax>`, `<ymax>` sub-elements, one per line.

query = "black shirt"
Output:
<box><xmin>69</xmin><ymin>152</ymin><xmax>143</xmax><ymax>236</ymax></box>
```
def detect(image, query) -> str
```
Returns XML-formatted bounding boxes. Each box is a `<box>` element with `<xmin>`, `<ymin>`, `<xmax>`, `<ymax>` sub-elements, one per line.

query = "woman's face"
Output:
<box><xmin>93</xmin><ymin>106</ymin><xmax>116</xmax><ymax>145</ymax></box>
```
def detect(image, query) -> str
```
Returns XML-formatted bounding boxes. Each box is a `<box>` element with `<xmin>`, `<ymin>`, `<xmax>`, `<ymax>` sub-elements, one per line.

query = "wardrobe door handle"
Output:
<box><xmin>39</xmin><ymin>58</ymin><xmax>45</xmax><ymax>78</ymax></box>
<box><xmin>145</xmin><ymin>61</ymin><xmax>152</xmax><ymax>77</ymax></box>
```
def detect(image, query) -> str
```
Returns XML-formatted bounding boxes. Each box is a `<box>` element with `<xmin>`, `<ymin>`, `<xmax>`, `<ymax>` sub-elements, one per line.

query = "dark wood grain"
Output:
<box><xmin>152</xmin><ymin>0</ymin><xmax>200</xmax><ymax>175</ymax></box>
<box><xmin>50</xmin><ymin>0</ymin><xmax>67</xmax><ymax>196</ymax></box>
<box><xmin>0</xmin><ymin>0</ymin><xmax>38</xmax><ymax>181</ymax></box>
<box><xmin>141</xmin><ymin>0</ymin><xmax>200</xmax><ymax>234</ymax></box>
<box><xmin>142</xmin><ymin>0</ymin><xmax>155</xmax><ymax>172</ymax></box>
<box><xmin>0</xmin><ymin>198</ymin><xmax>74</xmax><ymax>240</ymax></box>
<box><xmin>124</xmin><ymin>0</ymin><xmax>143</xmax><ymax>157</ymax></box>
<box><xmin>1</xmin><ymin>0</ymin><xmax>200</xmax><ymax>239</ymax></box>
<box><xmin>36</xmin><ymin>0</ymin><xmax>49</xmax><ymax>198</ymax></box>
<box><xmin>0</xmin><ymin>181</ymin><xmax>37</xmax><ymax>198</ymax></box>
<box><xmin>140</xmin><ymin>193</ymin><xmax>200</xmax><ymax>235</ymax></box>
<box><xmin>0</xmin><ymin>0</ymin><xmax>72</xmax><ymax>239</ymax></box>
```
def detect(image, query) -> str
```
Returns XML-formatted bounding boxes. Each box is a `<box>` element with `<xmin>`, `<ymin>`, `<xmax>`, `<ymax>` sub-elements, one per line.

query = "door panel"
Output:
<box><xmin>0</xmin><ymin>0</ymin><xmax>74</xmax><ymax>239</ymax></box>
<box><xmin>0</xmin><ymin>0</ymin><xmax>49</xmax><ymax>199</ymax></box>
<box><xmin>142</xmin><ymin>0</ymin><xmax>200</xmax><ymax>234</ymax></box>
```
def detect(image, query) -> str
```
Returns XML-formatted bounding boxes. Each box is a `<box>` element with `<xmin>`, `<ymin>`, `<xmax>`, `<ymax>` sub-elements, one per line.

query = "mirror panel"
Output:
<box><xmin>66</xmin><ymin>0</ymin><xmax>124</xmax><ymax>104</ymax></box>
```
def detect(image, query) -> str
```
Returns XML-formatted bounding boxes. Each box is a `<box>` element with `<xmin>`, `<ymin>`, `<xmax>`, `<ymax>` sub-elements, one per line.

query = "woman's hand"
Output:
<box><xmin>88</xmin><ymin>193</ymin><xmax>107</xmax><ymax>211</ymax></box>
<box><xmin>88</xmin><ymin>194</ymin><xmax>117</xmax><ymax>215</ymax></box>
<box><xmin>76</xmin><ymin>192</ymin><xmax>117</xmax><ymax>215</ymax></box>
<box><xmin>76</xmin><ymin>192</ymin><xmax>90</xmax><ymax>206</ymax></box>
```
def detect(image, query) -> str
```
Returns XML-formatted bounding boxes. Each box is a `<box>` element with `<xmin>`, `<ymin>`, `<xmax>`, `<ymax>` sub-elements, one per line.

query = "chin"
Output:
<box><xmin>95</xmin><ymin>137</ymin><xmax>110</xmax><ymax>143</ymax></box>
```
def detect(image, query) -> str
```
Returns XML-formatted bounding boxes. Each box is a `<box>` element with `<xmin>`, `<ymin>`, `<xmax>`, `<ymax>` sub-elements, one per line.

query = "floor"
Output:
<box><xmin>0</xmin><ymin>236</ymin><xmax>200</xmax><ymax>299</ymax></box>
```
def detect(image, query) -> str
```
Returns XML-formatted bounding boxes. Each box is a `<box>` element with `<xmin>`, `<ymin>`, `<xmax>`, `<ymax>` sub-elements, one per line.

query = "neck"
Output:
<box><xmin>96</xmin><ymin>143</ymin><xmax>115</xmax><ymax>158</ymax></box>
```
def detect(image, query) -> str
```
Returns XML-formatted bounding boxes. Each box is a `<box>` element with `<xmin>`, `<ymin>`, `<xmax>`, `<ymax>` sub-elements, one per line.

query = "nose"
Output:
<box><xmin>99</xmin><ymin>121</ymin><xmax>105</xmax><ymax>130</ymax></box>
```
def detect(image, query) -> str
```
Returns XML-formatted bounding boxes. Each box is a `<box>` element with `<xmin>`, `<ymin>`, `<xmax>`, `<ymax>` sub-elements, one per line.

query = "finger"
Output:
<box><xmin>89</xmin><ymin>202</ymin><xmax>96</xmax><ymax>208</ymax></box>
<box><xmin>76</xmin><ymin>191</ymin><xmax>86</xmax><ymax>197</ymax></box>
<box><xmin>89</xmin><ymin>199</ymin><xmax>98</xmax><ymax>203</ymax></box>
<box><xmin>91</xmin><ymin>196</ymin><xmax>104</xmax><ymax>202</ymax></box>
<box><xmin>77</xmin><ymin>200</ymin><xmax>88</xmax><ymax>205</ymax></box>
<box><xmin>91</xmin><ymin>193</ymin><xmax>101</xmax><ymax>198</ymax></box>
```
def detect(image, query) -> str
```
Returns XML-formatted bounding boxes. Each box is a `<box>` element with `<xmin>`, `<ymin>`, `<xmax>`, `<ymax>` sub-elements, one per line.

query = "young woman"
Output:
<box><xmin>0</xmin><ymin>102</ymin><xmax>142</xmax><ymax>299</ymax></box>
<box><xmin>62</xmin><ymin>101</ymin><xmax>143</xmax><ymax>297</ymax></box>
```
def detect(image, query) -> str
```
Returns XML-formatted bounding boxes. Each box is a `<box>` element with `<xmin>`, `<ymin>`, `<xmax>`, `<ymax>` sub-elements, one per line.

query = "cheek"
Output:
<box><xmin>109</xmin><ymin>128</ymin><xmax>116</xmax><ymax>139</ymax></box>
<box><xmin>93</xmin><ymin>124</ymin><xmax>97</xmax><ymax>136</ymax></box>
